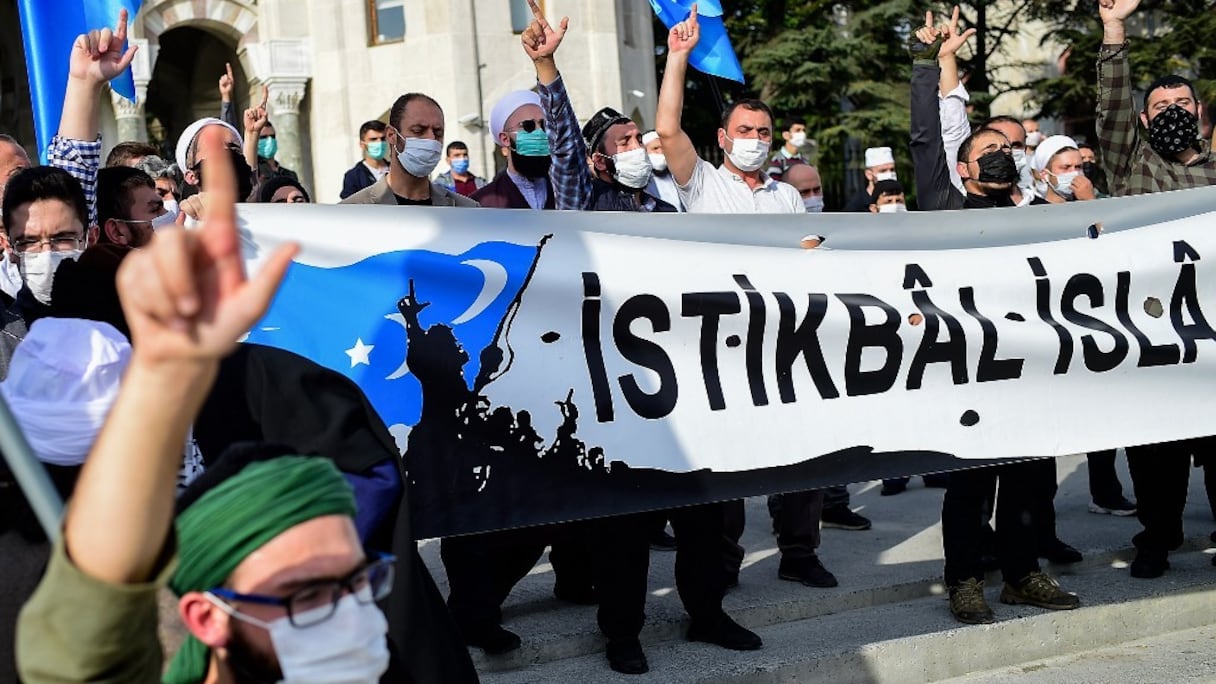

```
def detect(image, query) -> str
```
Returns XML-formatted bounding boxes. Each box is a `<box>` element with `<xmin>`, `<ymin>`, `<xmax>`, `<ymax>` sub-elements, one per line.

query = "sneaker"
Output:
<box><xmin>687</xmin><ymin>612</ymin><xmax>763</xmax><ymax>651</ymax></box>
<box><xmin>778</xmin><ymin>555</ymin><xmax>839</xmax><ymax>588</ymax></box>
<box><xmin>1089</xmin><ymin>497</ymin><xmax>1137</xmax><ymax>516</ymax></box>
<box><xmin>999</xmin><ymin>571</ymin><xmax>1080</xmax><ymax>610</ymax></box>
<box><xmin>606</xmin><ymin>637</ymin><xmax>649</xmax><ymax>675</ymax></box>
<box><xmin>821</xmin><ymin>506</ymin><xmax>872</xmax><ymax>531</ymax></box>
<box><xmin>948</xmin><ymin>578</ymin><xmax>995</xmax><ymax>624</ymax></box>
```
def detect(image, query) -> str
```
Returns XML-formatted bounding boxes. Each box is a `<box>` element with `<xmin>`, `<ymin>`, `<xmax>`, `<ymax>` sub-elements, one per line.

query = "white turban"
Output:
<box><xmin>490</xmin><ymin>90</ymin><xmax>542</xmax><ymax>145</ymax></box>
<box><xmin>0</xmin><ymin>318</ymin><xmax>131</xmax><ymax>467</ymax></box>
<box><xmin>641</xmin><ymin>131</ymin><xmax>660</xmax><ymax>146</ymax></box>
<box><xmin>174</xmin><ymin>117</ymin><xmax>243</xmax><ymax>171</ymax></box>
<box><xmin>1031</xmin><ymin>135</ymin><xmax>1079</xmax><ymax>173</ymax></box>
<box><xmin>864</xmin><ymin>146</ymin><xmax>895</xmax><ymax>168</ymax></box>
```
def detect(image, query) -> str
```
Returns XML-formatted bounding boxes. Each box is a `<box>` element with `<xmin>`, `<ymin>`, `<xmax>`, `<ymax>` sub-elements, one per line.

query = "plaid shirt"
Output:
<box><xmin>1096</xmin><ymin>42</ymin><xmax>1216</xmax><ymax>197</ymax></box>
<box><xmin>47</xmin><ymin>135</ymin><xmax>101</xmax><ymax>227</ymax></box>
<box><xmin>536</xmin><ymin>75</ymin><xmax>593</xmax><ymax>211</ymax></box>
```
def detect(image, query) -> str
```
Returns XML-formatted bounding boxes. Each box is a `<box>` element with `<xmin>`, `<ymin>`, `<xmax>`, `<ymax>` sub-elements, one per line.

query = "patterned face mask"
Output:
<box><xmin>1147</xmin><ymin>104</ymin><xmax>1199</xmax><ymax>157</ymax></box>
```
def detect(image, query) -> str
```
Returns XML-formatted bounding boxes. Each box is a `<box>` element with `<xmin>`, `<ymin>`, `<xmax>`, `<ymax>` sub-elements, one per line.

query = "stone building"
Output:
<box><xmin>0</xmin><ymin>0</ymin><xmax>658</xmax><ymax>202</ymax></box>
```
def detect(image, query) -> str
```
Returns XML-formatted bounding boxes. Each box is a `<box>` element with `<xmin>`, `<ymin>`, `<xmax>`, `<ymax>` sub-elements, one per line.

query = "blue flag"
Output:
<box><xmin>245</xmin><ymin>241</ymin><xmax>542</xmax><ymax>433</ymax></box>
<box><xmin>17</xmin><ymin>0</ymin><xmax>142</xmax><ymax>161</ymax></box>
<box><xmin>650</xmin><ymin>0</ymin><xmax>744</xmax><ymax>83</ymax></box>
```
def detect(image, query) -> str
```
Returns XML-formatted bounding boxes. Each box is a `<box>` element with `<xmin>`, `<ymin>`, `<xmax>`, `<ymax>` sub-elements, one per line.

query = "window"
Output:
<box><xmin>510</xmin><ymin>0</ymin><xmax>540</xmax><ymax>34</ymax></box>
<box><xmin>369</xmin><ymin>0</ymin><xmax>406</xmax><ymax>45</ymax></box>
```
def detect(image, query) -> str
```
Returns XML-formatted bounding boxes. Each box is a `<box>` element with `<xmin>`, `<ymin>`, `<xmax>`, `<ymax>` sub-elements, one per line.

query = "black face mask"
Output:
<box><xmin>975</xmin><ymin>150</ymin><xmax>1019</xmax><ymax>184</ymax></box>
<box><xmin>1147</xmin><ymin>104</ymin><xmax>1199</xmax><ymax>157</ymax></box>
<box><xmin>509</xmin><ymin>148</ymin><xmax>552</xmax><ymax>180</ymax></box>
<box><xmin>192</xmin><ymin>147</ymin><xmax>255</xmax><ymax>201</ymax></box>
<box><xmin>1081</xmin><ymin>161</ymin><xmax>1098</xmax><ymax>179</ymax></box>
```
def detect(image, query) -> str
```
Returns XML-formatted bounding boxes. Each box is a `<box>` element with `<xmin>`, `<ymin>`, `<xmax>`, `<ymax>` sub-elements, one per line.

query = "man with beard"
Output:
<box><xmin>1096</xmin><ymin>0</ymin><xmax>1216</xmax><ymax>580</ymax></box>
<box><xmin>472</xmin><ymin>0</ymin><xmax>591</xmax><ymax>211</ymax></box>
<box><xmin>95</xmin><ymin>167</ymin><xmax>176</xmax><ymax>248</ymax></box>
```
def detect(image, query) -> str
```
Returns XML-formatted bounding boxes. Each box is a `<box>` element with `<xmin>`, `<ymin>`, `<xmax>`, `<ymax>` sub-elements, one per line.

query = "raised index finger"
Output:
<box><xmin>526</xmin><ymin>0</ymin><xmax>551</xmax><ymax>30</ymax></box>
<box><xmin>950</xmin><ymin>5</ymin><xmax>961</xmax><ymax>30</ymax></box>
<box><xmin>225</xmin><ymin>62</ymin><xmax>233</xmax><ymax>81</ymax></box>
<box><xmin>114</xmin><ymin>8</ymin><xmax>129</xmax><ymax>44</ymax></box>
<box><xmin>196</xmin><ymin>127</ymin><xmax>245</xmax><ymax>296</ymax></box>
<box><xmin>924</xmin><ymin>10</ymin><xmax>934</xmax><ymax>28</ymax></box>
<box><xmin>258</xmin><ymin>84</ymin><xmax>269</xmax><ymax>110</ymax></box>
<box><xmin>689</xmin><ymin>3</ymin><xmax>699</xmax><ymax>26</ymax></box>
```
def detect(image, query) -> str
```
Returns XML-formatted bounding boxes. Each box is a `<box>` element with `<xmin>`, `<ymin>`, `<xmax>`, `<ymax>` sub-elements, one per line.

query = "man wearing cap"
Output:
<box><xmin>14</xmin><ymin>135</ymin><xmax>395</xmax><ymax>684</ymax></box>
<box><xmin>642</xmin><ymin>130</ymin><xmax>684</xmax><ymax>211</ymax></box>
<box><xmin>175</xmin><ymin>116</ymin><xmax>251</xmax><ymax>218</ymax></box>
<box><xmin>471</xmin><ymin>0</ymin><xmax>589</xmax><ymax>211</ymax></box>
<box><xmin>843</xmin><ymin>146</ymin><xmax>898</xmax><ymax>212</ymax></box>
<box><xmin>341</xmin><ymin>93</ymin><xmax>477</xmax><ymax>207</ymax></box>
<box><xmin>1029</xmin><ymin>135</ymin><xmax>1096</xmax><ymax>205</ymax></box>
<box><xmin>578</xmin><ymin>107</ymin><xmax>675</xmax><ymax>213</ymax></box>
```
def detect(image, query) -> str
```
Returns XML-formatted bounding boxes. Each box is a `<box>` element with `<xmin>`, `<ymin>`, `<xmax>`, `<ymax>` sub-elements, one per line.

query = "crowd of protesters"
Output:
<box><xmin>1</xmin><ymin>0</ymin><xmax>1215</xmax><ymax>680</ymax></box>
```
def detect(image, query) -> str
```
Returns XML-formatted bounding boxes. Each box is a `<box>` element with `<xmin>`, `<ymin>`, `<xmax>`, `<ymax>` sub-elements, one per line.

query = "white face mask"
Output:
<box><xmin>648</xmin><ymin>153</ymin><xmax>668</xmax><ymax>173</ymax></box>
<box><xmin>874</xmin><ymin>170</ymin><xmax>898</xmax><ymax>182</ymax></box>
<box><xmin>396</xmin><ymin>136</ymin><xmax>443</xmax><ymax>178</ymax></box>
<box><xmin>1012</xmin><ymin>148</ymin><xmax>1028</xmax><ymax>173</ymax></box>
<box><xmin>803</xmin><ymin>196</ymin><xmax>824</xmax><ymax>213</ymax></box>
<box><xmin>18</xmin><ymin>248</ymin><xmax>81</xmax><ymax>305</ymax></box>
<box><xmin>210</xmin><ymin>590</ymin><xmax>390</xmax><ymax>684</ymax></box>
<box><xmin>1050</xmin><ymin>170</ymin><xmax>1080</xmax><ymax>198</ymax></box>
<box><xmin>152</xmin><ymin>205</ymin><xmax>180</xmax><ymax>230</ymax></box>
<box><xmin>789</xmin><ymin>131</ymin><xmax>808</xmax><ymax>148</ymax></box>
<box><xmin>877</xmin><ymin>202</ymin><xmax>907</xmax><ymax>213</ymax></box>
<box><xmin>723</xmin><ymin>135</ymin><xmax>769</xmax><ymax>173</ymax></box>
<box><xmin>0</xmin><ymin>251</ymin><xmax>23</xmax><ymax>299</ymax></box>
<box><xmin>609</xmin><ymin>147</ymin><xmax>653</xmax><ymax>189</ymax></box>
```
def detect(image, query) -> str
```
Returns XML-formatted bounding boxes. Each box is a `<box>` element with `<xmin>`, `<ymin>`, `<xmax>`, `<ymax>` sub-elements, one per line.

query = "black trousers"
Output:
<box><xmin>1126</xmin><ymin>438</ymin><xmax>1211</xmax><ymax>554</ymax></box>
<box><xmin>767</xmin><ymin>490</ymin><xmax>825</xmax><ymax>560</ymax></box>
<box><xmin>441</xmin><ymin>527</ymin><xmax>552</xmax><ymax>638</ymax></box>
<box><xmin>941</xmin><ymin>460</ymin><xmax>1055</xmax><ymax>586</ymax></box>
<box><xmin>1087</xmin><ymin>449</ymin><xmax>1126</xmax><ymax>504</ymax></box>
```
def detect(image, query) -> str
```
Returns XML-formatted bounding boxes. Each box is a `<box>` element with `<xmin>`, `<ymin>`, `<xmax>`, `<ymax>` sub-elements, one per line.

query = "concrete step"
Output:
<box><xmin>410</xmin><ymin>454</ymin><xmax>1216</xmax><ymax>681</ymax></box>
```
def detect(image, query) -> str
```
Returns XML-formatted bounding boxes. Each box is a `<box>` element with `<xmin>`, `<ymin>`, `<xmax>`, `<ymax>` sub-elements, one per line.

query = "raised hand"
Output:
<box><xmin>1098</xmin><ymin>0</ymin><xmax>1141</xmax><ymax>23</ymax></box>
<box><xmin>69</xmin><ymin>8</ymin><xmax>138</xmax><ymax>86</ymax></box>
<box><xmin>911</xmin><ymin>10</ymin><xmax>943</xmax><ymax>61</ymax></box>
<box><xmin>243</xmin><ymin>85</ymin><xmax>270</xmax><ymax>135</ymax></box>
<box><xmin>938</xmin><ymin>6</ymin><xmax>976</xmax><ymax>58</ymax></box>
<box><xmin>116</xmin><ymin>126</ymin><xmax>296</xmax><ymax>365</ymax></box>
<box><xmin>218</xmin><ymin>62</ymin><xmax>234</xmax><ymax>102</ymax></box>
<box><xmin>521</xmin><ymin>0</ymin><xmax>569</xmax><ymax>61</ymax></box>
<box><xmin>667</xmin><ymin>3</ymin><xmax>700</xmax><ymax>56</ymax></box>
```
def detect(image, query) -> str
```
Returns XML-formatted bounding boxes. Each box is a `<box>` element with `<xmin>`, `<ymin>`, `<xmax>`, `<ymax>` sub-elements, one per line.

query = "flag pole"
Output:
<box><xmin>0</xmin><ymin>391</ymin><xmax>63</xmax><ymax>541</ymax></box>
<box><xmin>704</xmin><ymin>73</ymin><xmax>726</xmax><ymax>118</ymax></box>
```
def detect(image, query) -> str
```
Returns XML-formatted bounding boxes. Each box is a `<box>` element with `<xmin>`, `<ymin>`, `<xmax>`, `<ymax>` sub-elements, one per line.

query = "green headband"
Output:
<box><xmin>164</xmin><ymin>456</ymin><xmax>356</xmax><ymax>684</ymax></box>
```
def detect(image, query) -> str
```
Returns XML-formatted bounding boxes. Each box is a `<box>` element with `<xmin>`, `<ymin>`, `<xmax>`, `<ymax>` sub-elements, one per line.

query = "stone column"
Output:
<box><xmin>265</xmin><ymin>79</ymin><xmax>307</xmax><ymax>176</ymax></box>
<box><xmin>109</xmin><ymin>39</ymin><xmax>153</xmax><ymax>143</ymax></box>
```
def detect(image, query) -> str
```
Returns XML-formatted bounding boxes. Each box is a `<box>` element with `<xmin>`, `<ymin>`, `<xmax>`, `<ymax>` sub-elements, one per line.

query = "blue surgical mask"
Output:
<box><xmin>366</xmin><ymin>140</ymin><xmax>387</xmax><ymax>160</ymax></box>
<box><xmin>513</xmin><ymin>129</ymin><xmax>551</xmax><ymax>157</ymax></box>
<box><xmin>257</xmin><ymin>136</ymin><xmax>277</xmax><ymax>160</ymax></box>
<box><xmin>451</xmin><ymin>158</ymin><xmax>470</xmax><ymax>174</ymax></box>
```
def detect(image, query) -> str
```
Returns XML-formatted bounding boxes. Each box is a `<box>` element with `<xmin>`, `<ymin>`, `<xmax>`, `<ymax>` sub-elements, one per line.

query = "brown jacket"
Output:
<box><xmin>340</xmin><ymin>175</ymin><xmax>480</xmax><ymax>207</ymax></box>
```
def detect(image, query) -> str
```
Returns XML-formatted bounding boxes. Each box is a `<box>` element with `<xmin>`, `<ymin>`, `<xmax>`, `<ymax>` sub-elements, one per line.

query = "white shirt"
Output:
<box><xmin>677</xmin><ymin>158</ymin><xmax>803</xmax><ymax>214</ymax></box>
<box><xmin>364</xmin><ymin>160</ymin><xmax>389</xmax><ymax>182</ymax></box>
<box><xmin>646</xmin><ymin>172</ymin><xmax>684</xmax><ymax>212</ymax></box>
<box><xmin>507</xmin><ymin>168</ymin><xmax>551</xmax><ymax>210</ymax></box>
<box><xmin>939</xmin><ymin>82</ymin><xmax>971</xmax><ymax>194</ymax></box>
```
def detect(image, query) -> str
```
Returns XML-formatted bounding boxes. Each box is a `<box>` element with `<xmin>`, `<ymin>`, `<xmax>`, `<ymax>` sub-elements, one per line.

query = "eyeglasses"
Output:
<box><xmin>208</xmin><ymin>552</ymin><xmax>396</xmax><ymax>628</ymax></box>
<box><xmin>512</xmin><ymin>119</ymin><xmax>546</xmax><ymax>133</ymax></box>
<box><xmin>12</xmin><ymin>233</ymin><xmax>84</xmax><ymax>254</ymax></box>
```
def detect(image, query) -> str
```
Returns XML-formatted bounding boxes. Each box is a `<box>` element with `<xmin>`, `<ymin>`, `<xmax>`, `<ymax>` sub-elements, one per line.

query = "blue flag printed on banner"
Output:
<box><xmin>17</xmin><ymin>0</ymin><xmax>142</xmax><ymax>161</ymax></box>
<box><xmin>650</xmin><ymin>0</ymin><xmax>745</xmax><ymax>83</ymax></box>
<box><xmin>245</xmin><ymin>241</ymin><xmax>542</xmax><ymax>434</ymax></box>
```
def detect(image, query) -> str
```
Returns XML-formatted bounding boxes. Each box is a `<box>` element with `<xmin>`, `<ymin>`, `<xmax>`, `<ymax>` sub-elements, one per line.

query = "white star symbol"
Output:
<box><xmin>345</xmin><ymin>338</ymin><xmax>374</xmax><ymax>368</ymax></box>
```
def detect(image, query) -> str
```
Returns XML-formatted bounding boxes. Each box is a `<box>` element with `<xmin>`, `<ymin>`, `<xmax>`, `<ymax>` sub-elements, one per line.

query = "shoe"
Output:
<box><xmin>778</xmin><ymin>555</ymin><xmax>839</xmax><ymax>588</ymax></box>
<box><xmin>463</xmin><ymin>625</ymin><xmax>522</xmax><ymax>655</ymax></box>
<box><xmin>553</xmin><ymin>582</ymin><xmax>597</xmax><ymax>605</ymax></box>
<box><xmin>880</xmin><ymin>482</ymin><xmax>907</xmax><ymax>496</ymax></box>
<box><xmin>1000</xmin><ymin>571</ymin><xmax>1080</xmax><ymax>610</ymax></box>
<box><xmin>606</xmin><ymin>637</ymin><xmax>649</xmax><ymax>675</ymax></box>
<box><xmin>1040</xmin><ymin>538</ymin><xmax>1083</xmax><ymax>564</ymax></box>
<box><xmin>1130</xmin><ymin>550</ymin><xmax>1170</xmax><ymax>578</ymax></box>
<box><xmin>1089</xmin><ymin>497</ymin><xmax>1137</xmax><ymax>516</ymax></box>
<box><xmin>687</xmin><ymin>613</ymin><xmax>762</xmax><ymax>651</ymax></box>
<box><xmin>821</xmin><ymin>506</ymin><xmax>872</xmax><ymax>531</ymax></box>
<box><xmin>948</xmin><ymin>578</ymin><xmax>995</xmax><ymax>624</ymax></box>
<box><xmin>650</xmin><ymin>528</ymin><xmax>677</xmax><ymax>551</ymax></box>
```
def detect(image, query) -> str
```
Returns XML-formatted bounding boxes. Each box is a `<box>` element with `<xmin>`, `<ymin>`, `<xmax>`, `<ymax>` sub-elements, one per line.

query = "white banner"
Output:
<box><xmin>235</xmin><ymin>186</ymin><xmax>1216</xmax><ymax>536</ymax></box>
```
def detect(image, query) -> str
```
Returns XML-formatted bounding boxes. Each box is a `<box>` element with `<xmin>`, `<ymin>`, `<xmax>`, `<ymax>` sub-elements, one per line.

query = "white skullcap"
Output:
<box><xmin>174</xmin><ymin>117</ymin><xmax>243</xmax><ymax>171</ymax></box>
<box><xmin>490</xmin><ymin>90</ymin><xmax>542</xmax><ymax>145</ymax></box>
<box><xmin>0</xmin><ymin>318</ymin><xmax>131</xmax><ymax>466</ymax></box>
<box><xmin>864</xmin><ymin>146</ymin><xmax>894</xmax><ymax>168</ymax></box>
<box><xmin>641</xmin><ymin>130</ymin><xmax>660</xmax><ymax>146</ymax></box>
<box><xmin>1031</xmin><ymin>135</ymin><xmax>1078</xmax><ymax>173</ymax></box>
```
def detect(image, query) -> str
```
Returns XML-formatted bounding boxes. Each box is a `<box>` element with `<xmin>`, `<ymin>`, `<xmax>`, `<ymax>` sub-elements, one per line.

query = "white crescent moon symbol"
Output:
<box><xmin>384</xmin><ymin>313</ymin><xmax>411</xmax><ymax>380</ymax></box>
<box><xmin>451</xmin><ymin>259</ymin><xmax>509</xmax><ymax>325</ymax></box>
